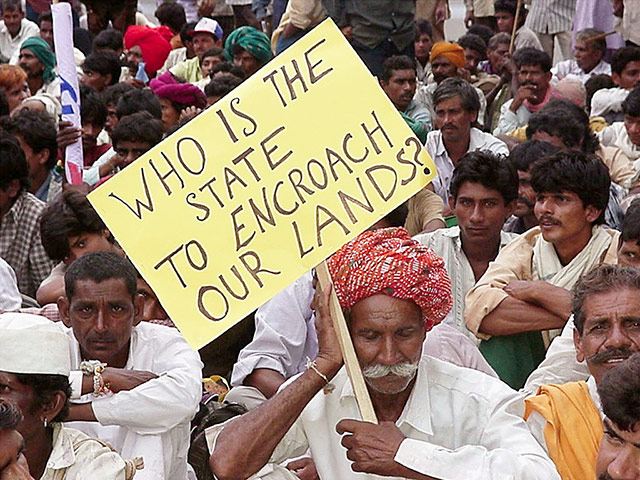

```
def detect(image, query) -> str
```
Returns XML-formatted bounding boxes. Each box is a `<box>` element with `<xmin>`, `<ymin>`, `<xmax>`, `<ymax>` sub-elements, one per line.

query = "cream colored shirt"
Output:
<box><xmin>0</xmin><ymin>18</ymin><xmax>39</xmax><ymax>62</ymax></box>
<box><xmin>598</xmin><ymin>122</ymin><xmax>640</xmax><ymax>162</ymax></box>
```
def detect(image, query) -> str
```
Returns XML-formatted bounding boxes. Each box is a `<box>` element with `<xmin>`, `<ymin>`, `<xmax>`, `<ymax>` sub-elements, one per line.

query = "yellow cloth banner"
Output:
<box><xmin>88</xmin><ymin>19</ymin><xmax>436</xmax><ymax>349</ymax></box>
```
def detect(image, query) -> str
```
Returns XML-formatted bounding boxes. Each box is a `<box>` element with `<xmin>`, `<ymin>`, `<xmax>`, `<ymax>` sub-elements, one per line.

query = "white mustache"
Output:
<box><xmin>362</xmin><ymin>361</ymin><xmax>419</xmax><ymax>379</ymax></box>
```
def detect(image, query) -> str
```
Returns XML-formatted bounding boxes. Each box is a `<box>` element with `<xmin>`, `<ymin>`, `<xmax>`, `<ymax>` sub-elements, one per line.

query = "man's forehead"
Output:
<box><xmin>70</xmin><ymin>278</ymin><xmax>131</xmax><ymax>298</ymax></box>
<box><xmin>432</xmin><ymin>56</ymin><xmax>454</xmax><ymax>67</ymax></box>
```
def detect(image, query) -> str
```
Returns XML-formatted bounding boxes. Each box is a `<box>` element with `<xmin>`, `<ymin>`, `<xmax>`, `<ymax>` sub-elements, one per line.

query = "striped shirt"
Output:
<box><xmin>525</xmin><ymin>0</ymin><xmax>576</xmax><ymax>34</ymax></box>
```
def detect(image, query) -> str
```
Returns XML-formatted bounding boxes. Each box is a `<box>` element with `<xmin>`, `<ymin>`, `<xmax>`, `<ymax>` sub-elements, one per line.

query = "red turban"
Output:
<box><xmin>124</xmin><ymin>25</ymin><xmax>173</xmax><ymax>75</ymax></box>
<box><xmin>327</xmin><ymin>227</ymin><xmax>452</xmax><ymax>331</ymax></box>
<box><xmin>429</xmin><ymin>42</ymin><xmax>466</xmax><ymax>68</ymax></box>
<box><xmin>149</xmin><ymin>72</ymin><xmax>207</xmax><ymax>109</ymax></box>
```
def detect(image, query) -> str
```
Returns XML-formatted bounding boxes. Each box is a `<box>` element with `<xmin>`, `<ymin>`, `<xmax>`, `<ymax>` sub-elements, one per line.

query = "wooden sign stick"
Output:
<box><xmin>315</xmin><ymin>261</ymin><xmax>378</xmax><ymax>424</ymax></box>
<box><xmin>509</xmin><ymin>0</ymin><xmax>523</xmax><ymax>54</ymax></box>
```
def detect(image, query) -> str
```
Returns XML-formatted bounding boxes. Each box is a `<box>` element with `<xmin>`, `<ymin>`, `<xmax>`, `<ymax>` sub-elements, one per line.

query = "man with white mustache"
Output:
<box><xmin>523</xmin><ymin>265</ymin><xmax>640</xmax><ymax>480</ymax></box>
<box><xmin>210</xmin><ymin>228</ymin><xmax>559</xmax><ymax>480</ymax></box>
<box><xmin>465</xmin><ymin>150</ymin><xmax>619</xmax><ymax>389</ymax></box>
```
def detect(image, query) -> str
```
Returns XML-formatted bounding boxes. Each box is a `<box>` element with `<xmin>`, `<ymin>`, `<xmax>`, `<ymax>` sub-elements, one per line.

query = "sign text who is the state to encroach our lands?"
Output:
<box><xmin>88</xmin><ymin>19</ymin><xmax>437</xmax><ymax>350</ymax></box>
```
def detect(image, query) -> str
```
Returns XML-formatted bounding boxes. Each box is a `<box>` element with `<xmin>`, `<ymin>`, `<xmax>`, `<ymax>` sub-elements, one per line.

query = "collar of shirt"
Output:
<box><xmin>433</xmin><ymin>127</ymin><xmax>485</xmax><ymax>159</ymax></box>
<box><xmin>3</xmin><ymin>189</ymin><xmax>26</xmax><ymax>225</ymax></box>
<box><xmin>46</xmin><ymin>423</ymin><xmax>77</xmax><ymax>470</ymax></box>
<box><xmin>338</xmin><ymin>359</ymin><xmax>434</xmax><ymax>436</ymax></box>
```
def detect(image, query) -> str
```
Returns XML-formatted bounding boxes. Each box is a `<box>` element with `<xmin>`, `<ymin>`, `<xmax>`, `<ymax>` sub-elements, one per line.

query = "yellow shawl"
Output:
<box><xmin>524</xmin><ymin>381</ymin><xmax>603</xmax><ymax>480</ymax></box>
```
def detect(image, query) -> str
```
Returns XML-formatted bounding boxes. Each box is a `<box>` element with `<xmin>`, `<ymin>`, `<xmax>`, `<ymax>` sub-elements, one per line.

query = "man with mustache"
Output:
<box><xmin>523</xmin><ymin>265</ymin><xmax>640</xmax><ymax>480</ymax></box>
<box><xmin>210</xmin><ymin>228</ymin><xmax>560</xmax><ymax>480</ymax></box>
<box><xmin>494</xmin><ymin>48</ymin><xmax>555</xmax><ymax>136</ymax></box>
<box><xmin>57</xmin><ymin>251</ymin><xmax>203</xmax><ymax>479</ymax></box>
<box><xmin>465</xmin><ymin>151</ymin><xmax>619</xmax><ymax>389</ymax></box>
<box><xmin>425</xmin><ymin>77</ymin><xmax>508</xmax><ymax>204</ymax></box>
<box><xmin>595</xmin><ymin>352</ymin><xmax>640</xmax><ymax>480</ymax></box>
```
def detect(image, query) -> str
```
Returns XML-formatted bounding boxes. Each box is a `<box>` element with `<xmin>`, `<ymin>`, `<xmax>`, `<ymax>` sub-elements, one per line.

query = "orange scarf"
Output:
<box><xmin>524</xmin><ymin>381</ymin><xmax>603</xmax><ymax>480</ymax></box>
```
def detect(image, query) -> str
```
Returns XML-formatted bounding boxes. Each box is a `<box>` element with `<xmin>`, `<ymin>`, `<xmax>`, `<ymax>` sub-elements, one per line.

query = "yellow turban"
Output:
<box><xmin>430</xmin><ymin>42</ymin><xmax>465</xmax><ymax>68</ymax></box>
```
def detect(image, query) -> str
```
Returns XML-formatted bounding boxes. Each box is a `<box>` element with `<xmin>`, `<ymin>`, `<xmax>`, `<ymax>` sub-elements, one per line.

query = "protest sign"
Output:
<box><xmin>88</xmin><ymin>19</ymin><xmax>437</xmax><ymax>349</ymax></box>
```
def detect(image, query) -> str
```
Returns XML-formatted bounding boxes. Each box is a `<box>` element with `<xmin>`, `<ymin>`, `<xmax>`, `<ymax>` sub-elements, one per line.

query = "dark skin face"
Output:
<box><xmin>431</xmin><ymin>55</ymin><xmax>458</xmax><ymax>83</ymax></box>
<box><xmin>380</xmin><ymin>68</ymin><xmax>417</xmax><ymax>111</ymax></box>
<box><xmin>414</xmin><ymin>33</ymin><xmax>433</xmax><ymax>65</ymax></box>
<box><xmin>574</xmin><ymin>39</ymin><xmax>604</xmax><ymax>73</ymax></box>
<box><xmin>516</xmin><ymin>64</ymin><xmax>552</xmax><ymax>104</ymax></box>
<box><xmin>39</xmin><ymin>20</ymin><xmax>53</xmax><ymax>49</ymax></box>
<box><xmin>618</xmin><ymin>240</ymin><xmax>640</xmax><ymax>268</ymax></box>
<box><xmin>596</xmin><ymin>419</ymin><xmax>640</xmax><ymax>480</ymax></box>
<box><xmin>58</xmin><ymin>278</ymin><xmax>143</xmax><ymax>368</ymax></box>
<box><xmin>3</xmin><ymin>8</ymin><xmax>23</xmax><ymax>38</ymax></box>
<box><xmin>18</xmin><ymin>49</ymin><xmax>43</xmax><ymax>79</ymax></box>
<box><xmin>233</xmin><ymin>49</ymin><xmax>260</xmax><ymax>77</ymax></box>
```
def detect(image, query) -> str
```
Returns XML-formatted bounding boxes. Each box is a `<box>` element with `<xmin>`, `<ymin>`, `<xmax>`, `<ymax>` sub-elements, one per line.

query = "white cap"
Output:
<box><xmin>189</xmin><ymin>17</ymin><xmax>224</xmax><ymax>40</ymax></box>
<box><xmin>0</xmin><ymin>313</ymin><xmax>71</xmax><ymax>376</ymax></box>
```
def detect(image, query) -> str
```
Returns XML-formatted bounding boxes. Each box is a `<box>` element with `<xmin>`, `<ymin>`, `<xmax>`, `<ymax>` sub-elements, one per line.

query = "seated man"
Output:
<box><xmin>58</xmin><ymin>251</ymin><xmax>203</xmax><ymax>479</ymax></box>
<box><xmin>80</xmin><ymin>51</ymin><xmax>121</xmax><ymax>93</ymax></box>
<box><xmin>169</xmin><ymin>18</ymin><xmax>223</xmax><ymax>83</ymax></box>
<box><xmin>426</xmin><ymin>77</ymin><xmax>508</xmax><ymax>203</ymax></box>
<box><xmin>415</xmin><ymin>151</ymin><xmax>518</xmax><ymax>341</ymax></box>
<box><xmin>465</xmin><ymin>151</ymin><xmax>619</xmax><ymax>389</ymax></box>
<box><xmin>551</xmin><ymin>29</ymin><xmax>611</xmax><ymax>84</ymax></box>
<box><xmin>523</xmin><ymin>199</ymin><xmax>640</xmax><ymax>395</ymax></box>
<box><xmin>0</xmin><ymin>0</ymin><xmax>39</xmax><ymax>64</ymax></box>
<box><xmin>590</xmin><ymin>46</ymin><xmax>640</xmax><ymax>123</ymax></box>
<box><xmin>17</xmin><ymin>36</ymin><xmax>59</xmax><ymax>98</ymax></box>
<box><xmin>380</xmin><ymin>55</ymin><xmax>432</xmax><ymax>143</ymax></box>
<box><xmin>123</xmin><ymin>25</ymin><xmax>173</xmax><ymax>80</ymax></box>
<box><xmin>596</xmin><ymin>353</ymin><xmax>640</xmax><ymax>480</ymax></box>
<box><xmin>494</xmin><ymin>48</ymin><xmax>555</xmax><ymax>136</ymax></box>
<box><xmin>524</xmin><ymin>264</ymin><xmax>640</xmax><ymax>480</ymax></box>
<box><xmin>210</xmin><ymin>228</ymin><xmax>560</xmax><ymax>480</ymax></box>
<box><xmin>0</xmin><ymin>131</ymin><xmax>54</xmax><ymax>298</ymax></box>
<box><xmin>504</xmin><ymin>140</ymin><xmax>559</xmax><ymax>234</ymax></box>
<box><xmin>598</xmin><ymin>86</ymin><xmax>640</xmax><ymax>162</ymax></box>
<box><xmin>458</xmin><ymin>33</ymin><xmax>499</xmax><ymax>95</ymax></box>
<box><xmin>223</xmin><ymin>26</ymin><xmax>272</xmax><ymax>78</ymax></box>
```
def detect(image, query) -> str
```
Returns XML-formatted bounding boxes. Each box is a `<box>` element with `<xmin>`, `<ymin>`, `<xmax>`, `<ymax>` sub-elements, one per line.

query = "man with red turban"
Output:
<box><xmin>210</xmin><ymin>228</ymin><xmax>560</xmax><ymax>480</ymax></box>
<box><xmin>123</xmin><ymin>25</ymin><xmax>173</xmax><ymax>78</ymax></box>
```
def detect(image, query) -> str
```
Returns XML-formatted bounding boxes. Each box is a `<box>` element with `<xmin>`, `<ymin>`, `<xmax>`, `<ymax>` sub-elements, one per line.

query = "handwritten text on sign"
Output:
<box><xmin>88</xmin><ymin>20</ymin><xmax>436</xmax><ymax>349</ymax></box>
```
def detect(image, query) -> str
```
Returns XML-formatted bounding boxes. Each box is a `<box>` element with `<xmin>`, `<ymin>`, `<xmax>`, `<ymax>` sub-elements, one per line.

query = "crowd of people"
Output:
<box><xmin>0</xmin><ymin>0</ymin><xmax>640</xmax><ymax>479</ymax></box>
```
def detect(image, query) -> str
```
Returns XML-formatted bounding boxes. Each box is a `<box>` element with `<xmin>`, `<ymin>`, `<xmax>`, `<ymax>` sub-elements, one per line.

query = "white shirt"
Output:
<box><xmin>494</xmin><ymin>98</ymin><xmax>532</xmax><ymax>136</ymax></box>
<box><xmin>217</xmin><ymin>356</ymin><xmax>560</xmax><ymax>480</ymax></box>
<box><xmin>0</xmin><ymin>18</ymin><xmax>39</xmax><ymax>62</ymax></box>
<box><xmin>551</xmin><ymin>59</ymin><xmax>611</xmax><ymax>84</ymax></box>
<box><xmin>598</xmin><ymin>121</ymin><xmax>640</xmax><ymax>162</ymax></box>
<box><xmin>425</xmin><ymin>128</ymin><xmax>509</xmax><ymax>202</ymax></box>
<box><xmin>66</xmin><ymin>322</ymin><xmax>203</xmax><ymax>480</ymax></box>
<box><xmin>522</xmin><ymin>316</ymin><xmax>590</xmax><ymax>397</ymax></box>
<box><xmin>414</xmin><ymin>226</ymin><xmax>518</xmax><ymax>343</ymax></box>
<box><xmin>591</xmin><ymin>87</ymin><xmax>629</xmax><ymax>117</ymax></box>
<box><xmin>0</xmin><ymin>257</ymin><xmax>21</xmax><ymax>311</ymax></box>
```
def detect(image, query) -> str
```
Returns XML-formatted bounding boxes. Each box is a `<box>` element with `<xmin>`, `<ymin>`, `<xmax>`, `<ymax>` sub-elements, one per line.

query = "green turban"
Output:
<box><xmin>224</xmin><ymin>26</ymin><xmax>272</xmax><ymax>66</ymax></box>
<box><xmin>20</xmin><ymin>37</ymin><xmax>56</xmax><ymax>83</ymax></box>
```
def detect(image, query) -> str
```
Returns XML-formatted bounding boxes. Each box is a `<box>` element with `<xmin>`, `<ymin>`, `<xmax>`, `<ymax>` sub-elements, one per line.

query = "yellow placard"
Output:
<box><xmin>88</xmin><ymin>19</ymin><xmax>436</xmax><ymax>349</ymax></box>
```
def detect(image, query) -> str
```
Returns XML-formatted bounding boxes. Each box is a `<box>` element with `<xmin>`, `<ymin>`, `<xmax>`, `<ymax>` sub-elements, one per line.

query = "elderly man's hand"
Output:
<box><xmin>312</xmin><ymin>284</ymin><xmax>343</xmax><ymax>376</ymax></box>
<box><xmin>286</xmin><ymin>457</ymin><xmax>319</xmax><ymax>480</ymax></box>
<box><xmin>103</xmin><ymin>367</ymin><xmax>158</xmax><ymax>392</ymax></box>
<box><xmin>336</xmin><ymin>420</ymin><xmax>406</xmax><ymax>476</ymax></box>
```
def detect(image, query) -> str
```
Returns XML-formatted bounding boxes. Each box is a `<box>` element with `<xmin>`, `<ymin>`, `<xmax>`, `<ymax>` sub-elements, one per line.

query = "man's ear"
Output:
<box><xmin>573</xmin><ymin>327</ymin><xmax>585</xmax><ymax>363</ymax></box>
<box><xmin>611</xmin><ymin>72</ymin><xmax>621</xmax><ymax>87</ymax></box>
<box><xmin>544</xmin><ymin>71</ymin><xmax>552</xmax><ymax>83</ymax></box>
<box><xmin>40</xmin><ymin>390</ymin><xmax>66</xmax><ymax>425</ymax></box>
<box><xmin>36</xmin><ymin>148</ymin><xmax>50</xmax><ymax>166</ymax></box>
<box><xmin>448</xmin><ymin>195</ymin><xmax>456</xmax><ymax>211</ymax></box>
<box><xmin>105</xmin><ymin>73</ymin><xmax>113</xmax><ymax>86</ymax></box>
<box><xmin>132</xmin><ymin>293</ymin><xmax>144</xmax><ymax>326</ymax></box>
<box><xmin>57</xmin><ymin>296</ymin><xmax>72</xmax><ymax>328</ymax></box>
<box><xmin>585</xmin><ymin>205</ymin><xmax>601</xmax><ymax>224</ymax></box>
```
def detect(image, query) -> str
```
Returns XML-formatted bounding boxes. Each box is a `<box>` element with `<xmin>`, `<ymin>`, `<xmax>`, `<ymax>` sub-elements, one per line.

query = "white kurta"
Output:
<box><xmin>66</xmin><ymin>322</ymin><xmax>203</xmax><ymax>480</ymax></box>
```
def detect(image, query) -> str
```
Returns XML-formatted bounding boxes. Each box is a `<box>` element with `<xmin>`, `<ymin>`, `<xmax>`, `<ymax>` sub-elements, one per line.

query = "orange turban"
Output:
<box><xmin>430</xmin><ymin>42</ymin><xmax>465</xmax><ymax>68</ymax></box>
<box><xmin>327</xmin><ymin>227</ymin><xmax>452</xmax><ymax>331</ymax></box>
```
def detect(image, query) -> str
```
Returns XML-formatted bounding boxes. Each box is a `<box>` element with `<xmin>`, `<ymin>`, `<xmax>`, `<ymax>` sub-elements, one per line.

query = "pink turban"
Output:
<box><xmin>149</xmin><ymin>72</ymin><xmax>207</xmax><ymax>109</ymax></box>
<box><xmin>430</xmin><ymin>42</ymin><xmax>466</xmax><ymax>68</ymax></box>
<box><xmin>327</xmin><ymin>227</ymin><xmax>452</xmax><ymax>331</ymax></box>
<box><xmin>124</xmin><ymin>25</ymin><xmax>173</xmax><ymax>75</ymax></box>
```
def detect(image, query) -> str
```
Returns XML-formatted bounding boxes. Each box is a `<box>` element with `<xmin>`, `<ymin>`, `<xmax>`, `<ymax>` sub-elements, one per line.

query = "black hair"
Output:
<box><xmin>508</xmin><ymin>139</ymin><xmax>559</xmax><ymax>172</ymax></box>
<box><xmin>0</xmin><ymin>131</ymin><xmax>29</xmax><ymax>193</ymax></box>
<box><xmin>101</xmin><ymin>82</ymin><xmax>135</xmax><ymax>108</ymax></box>
<box><xmin>585</xmin><ymin>74</ymin><xmax>615</xmax><ymax>114</ymax></box>
<box><xmin>38</xmin><ymin>11</ymin><xmax>52</xmax><ymax>26</ymax></box>
<box><xmin>82</xmin><ymin>51</ymin><xmax>121</xmax><ymax>86</ymax></box>
<box><xmin>526</xmin><ymin>99</ymin><xmax>599</xmax><ymax>153</ymax></box>
<box><xmin>92</xmin><ymin>29</ymin><xmax>124</xmax><ymax>53</ymax></box>
<box><xmin>414</xmin><ymin>19</ymin><xmax>433</xmax><ymax>38</ymax></box>
<box><xmin>0</xmin><ymin>399</ymin><xmax>22</xmax><ymax>430</ymax></box>
<box><xmin>466</xmin><ymin>24</ymin><xmax>494</xmax><ymax>47</ymax></box>
<box><xmin>458</xmin><ymin>33</ymin><xmax>487</xmax><ymax>58</ymax></box>
<box><xmin>40</xmin><ymin>190</ymin><xmax>112</xmax><ymax>262</ymax></box>
<box><xmin>1</xmin><ymin>110</ymin><xmax>58</xmax><ymax>170</ymax></box>
<box><xmin>599</xmin><ymin>352</ymin><xmax>640</xmax><ymax>432</ymax></box>
<box><xmin>611</xmin><ymin>47</ymin><xmax>640</xmax><ymax>76</ymax></box>
<box><xmin>1</xmin><ymin>0</ymin><xmax>22</xmax><ymax>13</ymax></box>
<box><xmin>622</xmin><ymin>198</ymin><xmax>640</xmax><ymax>244</ymax></box>
<box><xmin>180</xmin><ymin>21</ymin><xmax>197</xmax><ymax>44</ymax></box>
<box><xmin>381</xmin><ymin>55</ymin><xmax>416</xmax><ymax>83</ymax></box>
<box><xmin>200</xmin><ymin>46</ymin><xmax>224</xmax><ymax>66</ymax></box>
<box><xmin>14</xmin><ymin>373</ymin><xmax>72</xmax><ymax>423</ymax></box>
<box><xmin>0</xmin><ymin>88</ymin><xmax>9</xmax><ymax>117</ymax></box>
<box><xmin>573</xmin><ymin>265</ymin><xmax>640</xmax><ymax>336</ymax></box>
<box><xmin>622</xmin><ymin>86</ymin><xmax>640</xmax><ymax>117</ymax></box>
<box><xmin>210</xmin><ymin>61</ymin><xmax>245</xmax><ymax>80</ymax></box>
<box><xmin>155</xmin><ymin>1</ymin><xmax>186</xmax><ymax>34</ymax></box>
<box><xmin>115</xmin><ymin>89</ymin><xmax>162</xmax><ymax>119</ymax></box>
<box><xmin>513</xmin><ymin>47</ymin><xmax>552</xmax><ymax>72</ymax></box>
<box><xmin>384</xmin><ymin>202</ymin><xmax>409</xmax><ymax>228</ymax></box>
<box><xmin>530</xmin><ymin>150</ymin><xmax>610</xmax><ymax>224</ymax></box>
<box><xmin>204</xmin><ymin>72</ymin><xmax>243</xmax><ymax>98</ymax></box>
<box><xmin>64</xmin><ymin>251</ymin><xmax>137</xmax><ymax>300</ymax></box>
<box><xmin>494</xmin><ymin>0</ymin><xmax>517</xmax><ymax>15</ymax></box>
<box><xmin>80</xmin><ymin>85</ymin><xmax>107</xmax><ymax>126</ymax></box>
<box><xmin>450</xmin><ymin>150</ymin><xmax>517</xmax><ymax>204</ymax></box>
<box><xmin>111</xmin><ymin>112</ymin><xmax>163</xmax><ymax>149</ymax></box>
